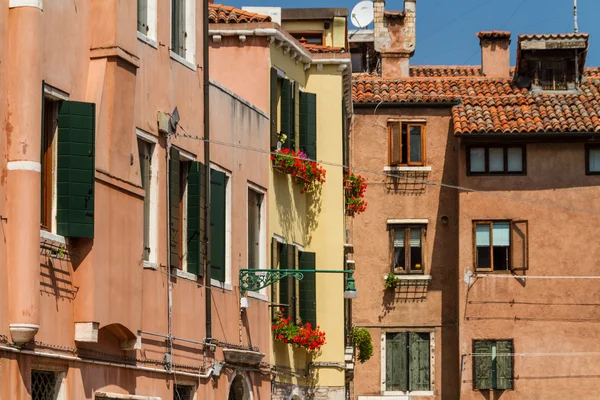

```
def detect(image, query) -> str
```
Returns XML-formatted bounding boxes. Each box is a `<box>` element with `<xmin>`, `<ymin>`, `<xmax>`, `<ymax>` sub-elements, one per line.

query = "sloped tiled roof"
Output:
<box><xmin>302</xmin><ymin>43</ymin><xmax>346</xmax><ymax>54</ymax></box>
<box><xmin>519</xmin><ymin>32</ymin><xmax>589</xmax><ymax>41</ymax></box>
<box><xmin>208</xmin><ymin>4</ymin><xmax>271</xmax><ymax>23</ymax></box>
<box><xmin>353</xmin><ymin>70</ymin><xmax>600</xmax><ymax>134</ymax></box>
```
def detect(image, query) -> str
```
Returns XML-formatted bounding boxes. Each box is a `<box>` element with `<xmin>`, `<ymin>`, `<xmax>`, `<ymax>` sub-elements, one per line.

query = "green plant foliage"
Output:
<box><xmin>384</xmin><ymin>272</ymin><xmax>398</xmax><ymax>289</ymax></box>
<box><xmin>350</xmin><ymin>327</ymin><xmax>373</xmax><ymax>363</ymax></box>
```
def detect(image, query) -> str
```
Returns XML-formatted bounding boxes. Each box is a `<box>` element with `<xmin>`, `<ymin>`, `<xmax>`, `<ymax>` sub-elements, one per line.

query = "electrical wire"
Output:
<box><xmin>173</xmin><ymin>130</ymin><xmax>600</xmax><ymax>217</ymax></box>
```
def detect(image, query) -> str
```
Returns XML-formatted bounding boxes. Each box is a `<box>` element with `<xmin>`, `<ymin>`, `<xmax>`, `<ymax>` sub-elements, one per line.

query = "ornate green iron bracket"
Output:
<box><xmin>240</xmin><ymin>268</ymin><xmax>355</xmax><ymax>294</ymax></box>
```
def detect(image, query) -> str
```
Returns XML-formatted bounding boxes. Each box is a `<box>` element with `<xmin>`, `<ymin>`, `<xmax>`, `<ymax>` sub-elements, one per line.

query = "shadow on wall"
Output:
<box><xmin>304</xmin><ymin>186</ymin><xmax>322</xmax><ymax>247</ymax></box>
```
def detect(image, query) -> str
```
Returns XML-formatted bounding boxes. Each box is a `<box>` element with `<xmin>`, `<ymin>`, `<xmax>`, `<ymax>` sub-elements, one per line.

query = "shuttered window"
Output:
<box><xmin>387</xmin><ymin>121</ymin><xmax>426</xmax><ymax>166</ymax></box>
<box><xmin>138</xmin><ymin>139</ymin><xmax>153</xmax><ymax>261</ymax></box>
<box><xmin>279</xmin><ymin>243</ymin><xmax>296</xmax><ymax>322</ymax></box>
<box><xmin>299</xmin><ymin>92</ymin><xmax>317</xmax><ymax>160</ymax></box>
<box><xmin>385</xmin><ymin>332</ymin><xmax>431</xmax><ymax>392</ymax></box>
<box><xmin>138</xmin><ymin>0</ymin><xmax>148</xmax><ymax>34</ymax></box>
<box><xmin>169</xmin><ymin>147</ymin><xmax>181</xmax><ymax>268</ymax></box>
<box><xmin>41</xmin><ymin>96</ymin><xmax>59</xmax><ymax>231</ymax></box>
<box><xmin>473</xmin><ymin>340</ymin><xmax>513</xmax><ymax>390</ymax></box>
<box><xmin>247</xmin><ymin>189</ymin><xmax>263</xmax><ymax>270</ymax></box>
<box><xmin>187</xmin><ymin>162</ymin><xmax>205</xmax><ymax>276</ymax></box>
<box><xmin>57</xmin><ymin>101</ymin><xmax>96</xmax><ymax>238</ymax></box>
<box><xmin>474</xmin><ymin>220</ymin><xmax>528</xmax><ymax>272</ymax></box>
<box><xmin>210</xmin><ymin>169</ymin><xmax>227</xmax><ymax>282</ymax></box>
<box><xmin>298</xmin><ymin>251</ymin><xmax>316</xmax><ymax>326</ymax></box>
<box><xmin>270</xmin><ymin>68</ymin><xmax>279</xmax><ymax>148</ymax></box>
<box><xmin>390</xmin><ymin>225</ymin><xmax>426</xmax><ymax>274</ymax></box>
<box><xmin>280</xmin><ymin>78</ymin><xmax>293</xmax><ymax>147</ymax></box>
<box><xmin>171</xmin><ymin>0</ymin><xmax>186</xmax><ymax>57</ymax></box>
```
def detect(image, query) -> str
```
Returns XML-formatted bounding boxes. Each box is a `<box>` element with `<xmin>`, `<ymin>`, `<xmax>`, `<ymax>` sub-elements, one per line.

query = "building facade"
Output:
<box><xmin>350</xmin><ymin>0</ymin><xmax>600</xmax><ymax>399</ymax></box>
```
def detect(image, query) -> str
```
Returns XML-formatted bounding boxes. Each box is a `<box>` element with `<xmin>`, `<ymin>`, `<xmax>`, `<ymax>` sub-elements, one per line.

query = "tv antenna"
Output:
<box><xmin>350</xmin><ymin>0</ymin><xmax>374</xmax><ymax>29</ymax></box>
<box><xmin>574</xmin><ymin>0</ymin><xmax>579</xmax><ymax>33</ymax></box>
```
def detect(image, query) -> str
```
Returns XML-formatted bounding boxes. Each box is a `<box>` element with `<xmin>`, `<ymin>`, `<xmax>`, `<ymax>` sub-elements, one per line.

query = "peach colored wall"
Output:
<box><xmin>0</xmin><ymin>0</ymin><xmax>9</xmax><ymax>344</ymax></box>
<box><xmin>480</xmin><ymin>40</ymin><xmax>511</xmax><ymax>77</ymax></box>
<box><xmin>350</xmin><ymin>107</ymin><xmax>460</xmax><ymax>399</ymax></box>
<box><xmin>458</xmin><ymin>141</ymin><xmax>600</xmax><ymax>400</ymax></box>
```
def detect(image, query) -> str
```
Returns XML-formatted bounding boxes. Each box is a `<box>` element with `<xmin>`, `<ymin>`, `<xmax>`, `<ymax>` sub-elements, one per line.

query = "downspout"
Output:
<box><xmin>203</xmin><ymin>0</ymin><xmax>212</xmax><ymax>342</ymax></box>
<box><xmin>166</xmin><ymin>136</ymin><xmax>174</xmax><ymax>369</ymax></box>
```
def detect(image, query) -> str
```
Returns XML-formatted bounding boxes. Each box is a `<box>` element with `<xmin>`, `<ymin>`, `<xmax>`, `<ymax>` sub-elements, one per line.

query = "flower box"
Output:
<box><xmin>344</xmin><ymin>170</ymin><xmax>367</xmax><ymax>216</ymax></box>
<box><xmin>272</xmin><ymin>309</ymin><xmax>326</xmax><ymax>353</ymax></box>
<box><xmin>271</xmin><ymin>149</ymin><xmax>326</xmax><ymax>193</ymax></box>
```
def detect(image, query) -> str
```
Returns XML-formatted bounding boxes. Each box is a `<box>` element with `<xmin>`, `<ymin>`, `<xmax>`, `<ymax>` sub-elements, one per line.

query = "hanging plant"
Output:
<box><xmin>384</xmin><ymin>272</ymin><xmax>398</xmax><ymax>289</ymax></box>
<box><xmin>350</xmin><ymin>327</ymin><xmax>373</xmax><ymax>363</ymax></box>
<box><xmin>344</xmin><ymin>170</ymin><xmax>367</xmax><ymax>216</ymax></box>
<box><xmin>272</xmin><ymin>309</ymin><xmax>326</xmax><ymax>352</ymax></box>
<box><xmin>271</xmin><ymin>149</ymin><xmax>326</xmax><ymax>193</ymax></box>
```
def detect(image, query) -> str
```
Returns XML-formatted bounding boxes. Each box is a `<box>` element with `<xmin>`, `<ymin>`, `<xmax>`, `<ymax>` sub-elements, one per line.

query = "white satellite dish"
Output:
<box><xmin>350</xmin><ymin>0</ymin><xmax>374</xmax><ymax>29</ymax></box>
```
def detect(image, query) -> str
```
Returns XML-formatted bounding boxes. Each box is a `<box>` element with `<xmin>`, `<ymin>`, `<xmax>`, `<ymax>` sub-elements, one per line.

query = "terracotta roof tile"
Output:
<box><xmin>477</xmin><ymin>31</ymin><xmax>511</xmax><ymax>40</ymax></box>
<box><xmin>518</xmin><ymin>33</ymin><xmax>589</xmax><ymax>41</ymax></box>
<box><xmin>353</xmin><ymin>70</ymin><xmax>600</xmax><ymax>135</ymax></box>
<box><xmin>208</xmin><ymin>4</ymin><xmax>271</xmax><ymax>24</ymax></box>
<box><xmin>302</xmin><ymin>43</ymin><xmax>346</xmax><ymax>54</ymax></box>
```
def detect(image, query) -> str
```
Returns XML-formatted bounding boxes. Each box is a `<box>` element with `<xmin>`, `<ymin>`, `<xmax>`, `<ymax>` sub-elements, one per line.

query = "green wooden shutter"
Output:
<box><xmin>138</xmin><ymin>139</ymin><xmax>152</xmax><ymax>261</ymax></box>
<box><xmin>409</xmin><ymin>332</ymin><xmax>430</xmax><ymax>391</ymax></box>
<box><xmin>271</xmin><ymin>238</ymin><xmax>280</xmax><ymax>320</ymax></box>
<box><xmin>187</xmin><ymin>162</ymin><xmax>205</xmax><ymax>275</ymax></box>
<box><xmin>496</xmin><ymin>341</ymin><xmax>513</xmax><ymax>390</ymax></box>
<box><xmin>473</xmin><ymin>341</ymin><xmax>493</xmax><ymax>390</ymax></box>
<box><xmin>299</xmin><ymin>92</ymin><xmax>317</xmax><ymax>160</ymax></box>
<box><xmin>169</xmin><ymin>147</ymin><xmax>180</xmax><ymax>268</ymax></box>
<box><xmin>386</xmin><ymin>332</ymin><xmax>408</xmax><ymax>392</ymax></box>
<box><xmin>171</xmin><ymin>0</ymin><xmax>185</xmax><ymax>56</ymax></box>
<box><xmin>281</xmin><ymin>79</ymin><xmax>293</xmax><ymax>142</ymax></box>
<box><xmin>137</xmin><ymin>0</ymin><xmax>148</xmax><ymax>34</ymax></box>
<box><xmin>270</xmin><ymin>68</ymin><xmax>279</xmax><ymax>148</ymax></box>
<box><xmin>210</xmin><ymin>169</ymin><xmax>226</xmax><ymax>282</ymax></box>
<box><xmin>298</xmin><ymin>251</ymin><xmax>316</xmax><ymax>326</ymax></box>
<box><xmin>57</xmin><ymin>100</ymin><xmax>95</xmax><ymax>238</ymax></box>
<box><xmin>279</xmin><ymin>243</ymin><xmax>291</xmax><ymax>319</ymax></box>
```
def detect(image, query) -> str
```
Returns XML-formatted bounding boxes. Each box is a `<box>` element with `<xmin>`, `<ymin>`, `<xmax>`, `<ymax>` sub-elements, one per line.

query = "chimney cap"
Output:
<box><xmin>477</xmin><ymin>31</ymin><xmax>511</xmax><ymax>40</ymax></box>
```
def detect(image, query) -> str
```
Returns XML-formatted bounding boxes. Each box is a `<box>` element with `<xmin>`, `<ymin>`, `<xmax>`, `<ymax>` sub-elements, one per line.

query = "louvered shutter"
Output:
<box><xmin>496</xmin><ymin>341</ymin><xmax>513</xmax><ymax>390</ymax></box>
<box><xmin>299</xmin><ymin>92</ymin><xmax>317</xmax><ymax>160</ymax></box>
<box><xmin>271</xmin><ymin>238</ymin><xmax>280</xmax><ymax>320</ymax></box>
<box><xmin>298</xmin><ymin>251</ymin><xmax>316</xmax><ymax>326</ymax></box>
<box><xmin>169</xmin><ymin>147</ymin><xmax>180</xmax><ymax>268</ymax></box>
<box><xmin>187</xmin><ymin>162</ymin><xmax>205</xmax><ymax>275</ymax></box>
<box><xmin>473</xmin><ymin>341</ymin><xmax>493</xmax><ymax>390</ymax></box>
<box><xmin>386</xmin><ymin>332</ymin><xmax>408</xmax><ymax>392</ymax></box>
<box><xmin>171</xmin><ymin>0</ymin><xmax>186</xmax><ymax>56</ymax></box>
<box><xmin>279</xmin><ymin>244</ymin><xmax>291</xmax><ymax>319</ymax></box>
<box><xmin>281</xmin><ymin>79</ymin><xmax>293</xmax><ymax>143</ymax></box>
<box><xmin>137</xmin><ymin>0</ymin><xmax>148</xmax><ymax>34</ymax></box>
<box><xmin>270</xmin><ymin>68</ymin><xmax>279</xmax><ymax>148</ymax></box>
<box><xmin>409</xmin><ymin>332</ymin><xmax>430</xmax><ymax>391</ymax></box>
<box><xmin>210</xmin><ymin>169</ymin><xmax>226</xmax><ymax>282</ymax></box>
<box><xmin>57</xmin><ymin>101</ymin><xmax>96</xmax><ymax>238</ymax></box>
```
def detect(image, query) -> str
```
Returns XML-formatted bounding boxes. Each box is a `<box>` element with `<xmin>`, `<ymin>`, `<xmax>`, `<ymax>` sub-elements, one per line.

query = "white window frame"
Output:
<box><xmin>246</xmin><ymin>183</ymin><xmax>267</xmax><ymax>301</ymax></box>
<box><xmin>380</xmin><ymin>329</ymin><xmax>435</xmax><ymax>396</ymax></box>
<box><xmin>137</xmin><ymin>0</ymin><xmax>158</xmax><ymax>48</ymax></box>
<box><xmin>41</xmin><ymin>84</ymin><xmax>69</xmax><ymax>239</ymax></box>
<box><xmin>173</xmin><ymin>147</ymin><xmax>196</xmax><ymax>279</ymax></box>
<box><xmin>169</xmin><ymin>0</ymin><xmax>196</xmax><ymax>70</ymax></box>
<box><xmin>137</xmin><ymin>129</ymin><xmax>159</xmax><ymax>270</ymax></box>
<box><xmin>210</xmin><ymin>163</ymin><xmax>232</xmax><ymax>291</ymax></box>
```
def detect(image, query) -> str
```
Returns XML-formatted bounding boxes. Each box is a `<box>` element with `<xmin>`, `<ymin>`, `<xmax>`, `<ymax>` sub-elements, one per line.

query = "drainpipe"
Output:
<box><xmin>203</xmin><ymin>0</ymin><xmax>212</xmax><ymax>341</ymax></box>
<box><xmin>6</xmin><ymin>1</ymin><xmax>44</xmax><ymax>345</ymax></box>
<box><xmin>166</xmin><ymin>136</ymin><xmax>173</xmax><ymax>369</ymax></box>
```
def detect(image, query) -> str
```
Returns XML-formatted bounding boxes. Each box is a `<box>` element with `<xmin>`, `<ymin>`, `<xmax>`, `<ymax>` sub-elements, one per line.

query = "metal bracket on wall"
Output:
<box><xmin>239</xmin><ymin>268</ymin><xmax>355</xmax><ymax>294</ymax></box>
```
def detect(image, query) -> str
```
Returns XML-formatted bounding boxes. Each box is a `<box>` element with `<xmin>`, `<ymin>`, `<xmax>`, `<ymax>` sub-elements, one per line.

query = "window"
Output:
<box><xmin>210</xmin><ymin>168</ymin><xmax>228</xmax><ymax>282</ymax></box>
<box><xmin>586</xmin><ymin>144</ymin><xmax>600</xmax><ymax>174</ymax></box>
<box><xmin>31</xmin><ymin>370</ymin><xmax>57</xmax><ymax>400</ymax></box>
<box><xmin>137</xmin><ymin>0</ymin><xmax>148</xmax><ymax>34</ymax></box>
<box><xmin>299</xmin><ymin>91</ymin><xmax>317</xmax><ymax>160</ymax></box>
<box><xmin>390</xmin><ymin>225</ymin><xmax>425</xmax><ymax>274</ymax></box>
<box><xmin>473</xmin><ymin>340</ymin><xmax>513</xmax><ymax>390</ymax></box>
<box><xmin>247</xmin><ymin>188</ymin><xmax>264</xmax><ymax>270</ymax></box>
<box><xmin>171</xmin><ymin>0</ymin><xmax>195</xmax><ymax>62</ymax></box>
<box><xmin>290</xmin><ymin>32</ymin><xmax>323</xmax><ymax>45</ymax></box>
<box><xmin>174</xmin><ymin>384</ymin><xmax>194</xmax><ymax>400</ymax></box>
<box><xmin>138</xmin><ymin>139</ymin><xmax>154</xmax><ymax>261</ymax></box>
<box><xmin>270</xmin><ymin>68</ymin><xmax>296</xmax><ymax>150</ymax></box>
<box><xmin>388</xmin><ymin>122</ymin><xmax>426</xmax><ymax>166</ymax></box>
<box><xmin>474</xmin><ymin>221</ymin><xmax>528</xmax><ymax>272</ymax></box>
<box><xmin>41</xmin><ymin>97</ymin><xmax>60</xmax><ymax>231</ymax></box>
<box><xmin>468</xmin><ymin>145</ymin><xmax>525</xmax><ymax>175</ymax></box>
<box><xmin>384</xmin><ymin>332</ymin><xmax>431</xmax><ymax>393</ymax></box>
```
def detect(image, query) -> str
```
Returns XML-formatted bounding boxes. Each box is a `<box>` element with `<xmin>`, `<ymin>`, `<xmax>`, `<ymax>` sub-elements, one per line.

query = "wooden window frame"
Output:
<box><xmin>473</xmin><ymin>220</ymin><xmax>529</xmax><ymax>273</ymax></box>
<box><xmin>41</xmin><ymin>98</ymin><xmax>59</xmax><ymax>232</ymax></box>
<box><xmin>178</xmin><ymin>161</ymin><xmax>190</xmax><ymax>271</ymax></box>
<box><xmin>472</xmin><ymin>339</ymin><xmax>514</xmax><ymax>391</ymax></box>
<box><xmin>389</xmin><ymin>225</ymin><xmax>426</xmax><ymax>275</ymax></box>
<box><xmin>466</xmin><ymin>144</ymin><xmax>526</xmax><ymax>176</ymax></box>
<box><xmin>387</xmin><ymin>121</ymin><xmax>426</xmax><ymax>166</ymax></box>
<box><xmin>585</xmin><ymin>144</ymin><xmax>600</xmax><ymax>175</ymax></box>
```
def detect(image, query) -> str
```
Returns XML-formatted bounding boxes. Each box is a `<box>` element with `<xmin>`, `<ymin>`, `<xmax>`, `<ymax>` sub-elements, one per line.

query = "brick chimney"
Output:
<box><xmin>477</xmin><ymin>31</ymin><xmax>511</xmax><ymax>77</ymax></box>
<box><xmin>374</xmin><ymin>0</ymin><xmax>416</xmax><ymax>77</ymax></box>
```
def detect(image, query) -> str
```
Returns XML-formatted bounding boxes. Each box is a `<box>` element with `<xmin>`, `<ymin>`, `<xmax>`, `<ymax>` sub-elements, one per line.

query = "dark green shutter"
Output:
<box><xmin>474</xmin><ymin>341</ymin><xmax>493</xmax><ymax>390</ymax></box>
<box><xmin>496</xmin><ymin>341</ymin><xmax>513</xmax><ymax>390</ymax></box>
<box><xmin>57</xmin><ymin>100</ymin><xmax>95</xmax><ymax>238</ymax></box>
<box><xmin>137</xmin><ymin>0</ymin><xmax>148</xmax><ymax>33</ymax></box>
<box><xmin>270</xmin><ymin>68</ymin><xmax>279</xmax><ymax>148</ymax></box>
<box><xmin>386</xmin><ymin>332</ymin><xmax>408</xmax><ymax>392</ymax></box>
<box><xmin>281</xmin><ymin>79</ymin><xmax>293</xmax><ymax>141</ymax></box>
<box><xmin>210</xmin><ymin>169</ymin><xmax>226</xmax><ymax>282</ymax></box>
<box><xmin>279</xmin><ymin>243</ymin><xmax>291</xmax><ymax>319</ymax></box>
<box><xmin>187</xmin><ymin>162</ymin><xmax>205</xmax><ymax>276</ymax></box>
<box><xmin>271</xmin><ymin>238</ymin><xmax>280</xmax><ymax>320</ymax></box>
<box><xmin>409</xmin><ymin>332</ymin><xmax>430</xmax><ymax>391</ymax></box>
<box><xmin>299</xmin><ymin>251</ymin><xmax>316</xmax><ymax>326</ymax></box>
<box><xmin>171</xmin><ymin>0</ymin><xmax>185</xmax><ymax>56</ymax></box>
<box><xmin>169</xmin><ymin>147</ymin><xmax>180</xmax><ymax>268</ymax></box>
<box><xmin>299</xmin><ymin>92</ymin><xmax>317</xmax><ymax>160</ymax></box>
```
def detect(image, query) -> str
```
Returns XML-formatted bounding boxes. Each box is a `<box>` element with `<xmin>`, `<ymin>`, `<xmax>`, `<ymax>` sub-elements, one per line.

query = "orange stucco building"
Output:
<box><xmin>0</xmin><ymin>0</ymin><xmax>271</xmax><ymax>399</ymax></box>
<box><xmin>350</xmin><ymin>0</ymin><xmax>600</xmax><ymax>399</ymax></box>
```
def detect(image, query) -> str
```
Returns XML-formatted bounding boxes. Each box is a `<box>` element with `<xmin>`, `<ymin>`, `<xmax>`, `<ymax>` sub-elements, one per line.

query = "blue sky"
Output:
<box><xmin>228</xmin><ymin>0</ymin><xmax>600</xmax><ymax>67</ymax></box>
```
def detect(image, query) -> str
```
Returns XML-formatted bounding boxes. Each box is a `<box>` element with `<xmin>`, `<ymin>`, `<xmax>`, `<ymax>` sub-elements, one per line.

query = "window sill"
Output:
<box><xmin>137</xmin><ymin>31</ymin><xmax>158</xmax><ymax>49</ymax></box>
<box><xmin>384</xmin><ymin>166</ymin><xmax>432</xmax><ymax>172</ymax></box>
<box><xmin>170</xmin><ymin>51</ymin><xmax>196</xmax><ymax>71</ymax></box>
<box><xmin>211</xmin><ymin>279</ymin><xmax>233</xmax><ymax>291</ymax></box>
<box><xmin>40</xmin><ymin>230</ymin><xmax>66</xmax><ymax>245</ymax></box>
<box><xmin>174</xmin><ymin>269</ymin><xmax>198</xmax><ymax>281</ymax></box>
<box><xmin>143</xmin><ymin>261</ymin><xmax>158</xmax><ymax>270</ymax></box>
<box><xmin>381</xmin><ymin>391</ymin><xmax>434</xmax><ymax>397</ymax></box>
<box><xmin>246</xmin><ymin>291</ymin><xmax>269</xmax><ymax>302</ymax></box>
<box><xmin>385</xmin><ymin>274</ymin><xmax>432</xmax><ymax>281</ymax></box>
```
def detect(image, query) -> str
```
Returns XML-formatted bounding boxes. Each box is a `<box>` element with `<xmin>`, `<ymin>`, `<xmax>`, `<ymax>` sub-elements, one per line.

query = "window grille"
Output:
<box><xmin>174</xmin><ymin>384</ymin><xmax>194</xmax><ymax>400</ymax></box>
<box><xmin>31</xmin><ymin>370</ymin><xmax>56</xmax><ymax>400</ymax></box>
